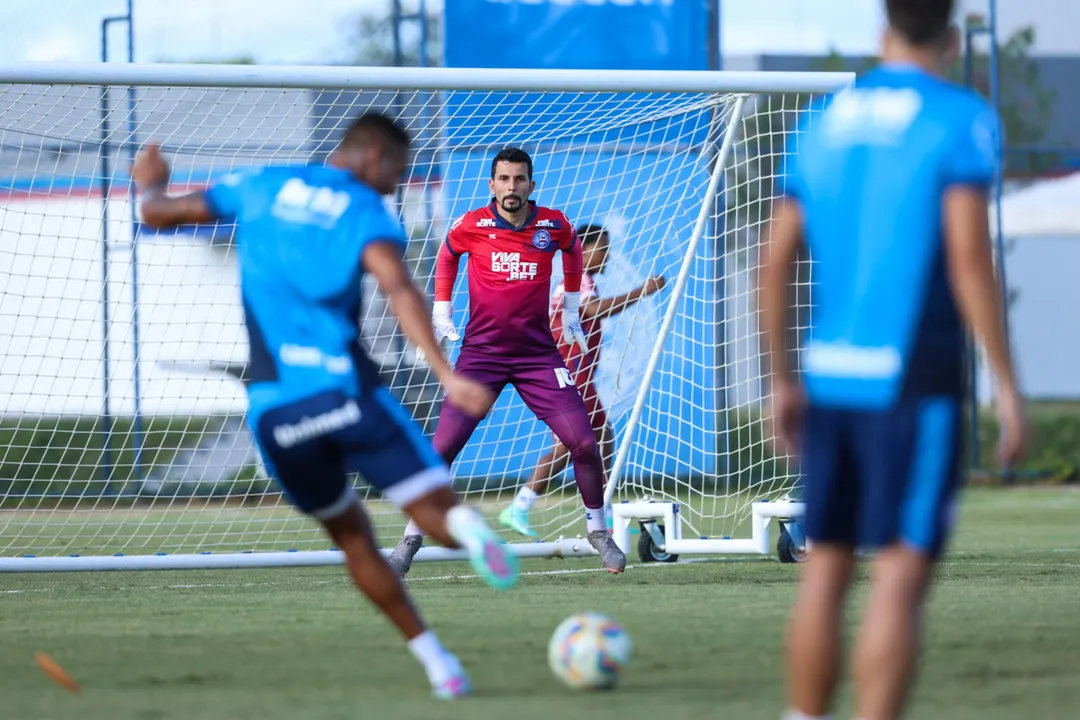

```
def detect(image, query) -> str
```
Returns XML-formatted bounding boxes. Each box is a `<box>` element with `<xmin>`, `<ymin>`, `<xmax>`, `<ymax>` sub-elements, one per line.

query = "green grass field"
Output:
<box><xmin>2</xmin><ymin>487</ymin><xmax>1079</xmax><ymax>720</ymax></box>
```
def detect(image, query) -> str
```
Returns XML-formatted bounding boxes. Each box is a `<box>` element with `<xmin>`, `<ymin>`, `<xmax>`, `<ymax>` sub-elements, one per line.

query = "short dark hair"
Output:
<box><xmin>885</xmin><ymin>0</ymin><xmax>954</xmax><ymax>46</ymax></box>
<box><xmin>576</xmin><ymin>224</ymin><xmax>608</xmax><ymax>247</ymax></box>
<box><xmin>341</xmin><ymin>111</ymin><xmax>411</xmax><ymax>151</ymax></box>
<box><xmin>491</xmin><ymin>147</ymin><xmax>533</xmax><ymax>180</ymax></box>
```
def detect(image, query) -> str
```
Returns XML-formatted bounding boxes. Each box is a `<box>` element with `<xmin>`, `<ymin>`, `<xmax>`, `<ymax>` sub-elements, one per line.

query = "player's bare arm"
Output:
<box><xmin>581</xmin><ymin>275</ymin><xmax>666</xmax><ymax>322</ymax></box>
<box><xmin>943</xmin><ymin>185</ymin><xmax>1028</xmax><ymax>465</ymax></box>
<box><xmin>758</xmin><ymin>196</ymin><xmax>805</xmax><ymax>456</ymax></box>
<box><xmin>133</xmin><ymin>143</ymin><xmax>218</xmax><ymax>228</ymax></box>
<box><xmin>362</xmin><ymin>241</ymin><xmax>493</xmax><ymax>418</ymax></box>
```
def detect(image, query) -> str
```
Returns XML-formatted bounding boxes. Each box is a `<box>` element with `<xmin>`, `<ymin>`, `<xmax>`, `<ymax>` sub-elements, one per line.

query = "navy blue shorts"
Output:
<box><xmin>251</xmin><ymin>387</ymin><xmax>449</xmax><ymax>520</ymax></box>
<box><xmin>801</xmin><ymin>397</ymin><xmax>963</xmax><ymax>558</ymax></box>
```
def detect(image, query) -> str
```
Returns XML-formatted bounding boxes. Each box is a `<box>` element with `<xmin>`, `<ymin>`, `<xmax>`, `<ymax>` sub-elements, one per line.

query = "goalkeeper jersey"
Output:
<box><xmin>437</xmin><ymin>200</ymin><xmax>583</xmax><ymax>357</ymax></box>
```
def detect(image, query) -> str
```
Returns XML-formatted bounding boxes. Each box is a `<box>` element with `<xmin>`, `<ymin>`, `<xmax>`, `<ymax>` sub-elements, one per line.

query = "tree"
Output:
<box><xmin>727</xmin><ymin>24</ymin><xmax>1056</xmax><ymax>240</ymax></box>
<box><xmin>811</xmin><ymin>48</ymin><xmax>878</xmax><ymax>75</ymax></box>
<box><xmin>815</xmin><ymin>25</ymin><xmax>1057</xmax><ymax>175</ymax></box>
<box><xmin>950</xmin><ymin>23</ymin><xmax>1057</xmax><ymax>175</ymax></box>
<box><xmin>345</xmin><ymin>1</ymin><xmax>442</xmax><ymax>67</ymax></box>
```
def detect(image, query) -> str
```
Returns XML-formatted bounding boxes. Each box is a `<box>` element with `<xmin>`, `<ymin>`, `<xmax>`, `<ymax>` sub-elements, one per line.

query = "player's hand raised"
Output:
<box><xmin>443</xmin><ymin>373</ymin><xmax>495</xmax><ymax>418</ymax></box>
<box><xmin>643</xmin><ymin>275</ymin><xmax>667</xmax><ymax>295</ymax></box>
<box><xmin>132</xmin><ymin>142</ymin><xmax>170</xmax><ymax>192</ymax></box>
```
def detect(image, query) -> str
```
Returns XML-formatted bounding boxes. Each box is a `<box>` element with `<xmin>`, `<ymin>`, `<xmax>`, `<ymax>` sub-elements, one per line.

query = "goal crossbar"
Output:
<box><xmin>0</xmin><ymin>62</ymin><xmax>853</xmax><ymax>94</ymax></box>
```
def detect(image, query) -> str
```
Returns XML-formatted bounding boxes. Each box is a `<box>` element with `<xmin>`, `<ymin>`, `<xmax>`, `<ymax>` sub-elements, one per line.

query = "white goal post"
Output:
<box><xmin>0</xmin><ymin>63</ymin><xmax>853</xmax><ymax>572</ymax></box>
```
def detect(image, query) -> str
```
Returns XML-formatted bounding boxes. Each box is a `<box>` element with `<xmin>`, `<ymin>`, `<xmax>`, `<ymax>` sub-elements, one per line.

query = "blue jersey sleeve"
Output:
<box><xmin>943</xmin><ymin>106</ymin><xmax>998</xmax><ymax>189</ymax></box>
<box><xmin>203</xmin><ymin>168</ymin><xmax>260</xmax><ymax>220</ymax></box>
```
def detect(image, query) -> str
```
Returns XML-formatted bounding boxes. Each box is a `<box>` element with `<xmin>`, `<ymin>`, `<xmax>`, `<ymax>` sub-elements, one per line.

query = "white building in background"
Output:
<box><xmin>993</xmin><ymin>173</ymin><xmax>1080</xmax><ymax>400</ymax></box>
<box><xmin>0</xmin><ymin>83</ymin><xmax>443</xmax><ymax>419</ymax></box>
<box><xmin>0</xmin><ymin>196</ymin><xmax>249</xmax><ymax>417</ymax></box>
<box><xmin>0</xmin><ymin>189</ymin><xmax>437</xmax><ymax>419</ymax></box>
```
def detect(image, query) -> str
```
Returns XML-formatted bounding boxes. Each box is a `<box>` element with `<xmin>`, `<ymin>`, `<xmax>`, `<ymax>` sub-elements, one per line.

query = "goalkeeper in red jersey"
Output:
<box><xmin>500</xmin><ymin>224</ymin><xmax>666</xmax><ymax>538</ymax></box>
<box><xmin>388</xmin><ymin>147</ymin><xmax>627</xmax><ymax>575</ymax></box>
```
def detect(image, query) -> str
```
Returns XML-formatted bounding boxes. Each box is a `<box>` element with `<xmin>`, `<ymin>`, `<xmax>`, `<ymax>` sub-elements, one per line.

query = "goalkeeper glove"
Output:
<box><xmin>561</xmin><ymin>291</ymin><xmax>589</xmax><ymax>355</ymax></box>
<box><xmin>432</xmin><ymin>301</ymin><xmax>460</xmax><ymax>344</ymax></box>
<box><xmin>416</xmin><ymin>301</ymin><xmax>460</xmax><ymax>364</ymax></box>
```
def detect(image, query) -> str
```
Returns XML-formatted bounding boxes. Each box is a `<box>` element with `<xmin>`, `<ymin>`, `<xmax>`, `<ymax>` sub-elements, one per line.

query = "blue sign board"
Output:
<box><xmin>445</xmin><ymin>0</ymin><xmax>711</xmax><ymax>71</ymax></box>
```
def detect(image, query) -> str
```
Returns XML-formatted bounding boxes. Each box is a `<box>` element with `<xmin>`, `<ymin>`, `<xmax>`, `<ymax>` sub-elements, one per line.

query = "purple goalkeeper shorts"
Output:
<box><xmin>454</xmin><ymin>347</ymin><xmax>587</xmax><ymax>420</ymax></box>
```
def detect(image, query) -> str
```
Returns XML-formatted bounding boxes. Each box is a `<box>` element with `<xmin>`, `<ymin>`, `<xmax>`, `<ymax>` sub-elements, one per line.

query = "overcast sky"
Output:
<box><xmin>0</xmin><ymin>0</ymin><xmax>1077</xmax><ymax>65</ymax></box>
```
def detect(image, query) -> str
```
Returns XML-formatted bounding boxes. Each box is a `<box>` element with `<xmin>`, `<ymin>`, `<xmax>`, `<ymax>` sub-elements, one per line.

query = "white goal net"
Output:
<box><xmin>0</xmin><ymin>65</ymin><xmax>850</xmax><ymax>570</ymax></box>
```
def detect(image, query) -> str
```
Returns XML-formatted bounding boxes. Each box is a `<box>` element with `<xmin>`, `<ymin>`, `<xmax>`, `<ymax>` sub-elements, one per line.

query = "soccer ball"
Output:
<box><xmin>547</xmin><ymin>612</ymin><xmax>631</xmax><ymax>690</ymax></box>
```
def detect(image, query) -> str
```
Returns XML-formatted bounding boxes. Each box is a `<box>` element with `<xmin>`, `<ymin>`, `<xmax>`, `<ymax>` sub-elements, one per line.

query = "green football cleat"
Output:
<box><xmin>445</xmin><ymin>505</ymin><xmax>518</xmax><ymax>591</ymax></box>
<box><xmin>432</xmin><ymin>670</ymin><xmax>472</xmax><ymax>699</ymax></box>
<box><xmin>499</xmin><ymin>505</ymin><xmax>538</xmax><ymax>538</ymax></box>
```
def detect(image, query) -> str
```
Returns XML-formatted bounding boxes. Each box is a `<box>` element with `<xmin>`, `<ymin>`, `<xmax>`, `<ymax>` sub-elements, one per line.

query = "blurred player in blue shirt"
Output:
<box><xmin>758</xmin><ymin>2</ymin><xmax>1028</xmax><ymax>718</ymax></box>
<box><xmin>134</xmin><ymin>112</ymin><xmax>518</xmax><ymax>699</ymax></box>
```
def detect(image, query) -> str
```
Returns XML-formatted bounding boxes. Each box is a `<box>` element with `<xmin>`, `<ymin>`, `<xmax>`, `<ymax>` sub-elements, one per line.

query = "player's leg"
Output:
<box><xmin>393</xmin><ymin>395</ymin><xmax>487</xmax><ymax>560</ymax></box>
<box><xmin>500</xmin><ymin>439</ymin><xmax>570</xmax><ymax>538</ymax></box>
<box><xmin>525</xmin><ymin>383</ymin><xmax>608</xmax><ymax>499</ymax></box>
<box><xmin>851</xmin><ymin>546</ymin><xmax>932</xmax><ymax>720</ymax></box>
<box><xmin>503</xmin><ymin>371</ymin><xmax>611</xmax><ymax>536</ymax></box>
<box><xmin>352</xmin><ymin>385</ymin><xmax>518</xmax><ymax>588</ymax></box>
<box><xmin>251</xmin><ymin>393</ymin><xmax>472</xmax><ymax>699</ymax></box>
<box><xmin>786</xmin><ymin>545</ymin><xmax>856</xmax><ymax>720</ymax></box>
<box><xmin>513</xmin><ymin>355</ymin><xmax>625</xmax><ymax>573</ymax></box>
<box><xmin>587</xmin><ymin>390</ymin><xmax>614</xmax><ymax>529</ymax></box>
<box><xmin>393</xmin><ymin>399</ymin><xmax>485</xmax><ymax>554</ymax></box>
<box><xmin>576</xmin><ymin>377</ymin><xmax>615</xmax><ymax>468</ymax></box>
<box><xmin>392</xmin><ymin>352</ymin><xmax>506</xmax><ymax>571</ymax></box>
<box><xmin>503</xmin><ymin>412</ymin><xmax>611</xmax><ymax>537</ymax></box>
<box><xmin>543</xmin><ymin>409</ymin><xmax>604</xmax><ymax>514</ymax></box>
<box><xmin>597</xmin><ymin>420</ymin><xmax>615</xmax><ymax>474</ymax></box>
<box><xmin>784</xmin><ymin>406</ymin><xmax>858</xmax><ymax>720</ymax></box>
<box><xmin>527</xmin><ymin>441</ymin><xmax>572</xmax><ymax>496</ymax></box>
<box><xmin>502</xmin><ymin>421</ymin><xmax>612</xmax><ymax>537</ymax></box>
<box><xmin>430</xmin><ymin>349</ymin><xmax>508</xmax><ymax>464</ymax></box>
<box><xmin>850</xmin><ymin>398</ymin><xmax>962</xmax><ymax>720</ymax></box>
<box><xmin>319</xmin><ymin>503</ymin><xmax>424</xmax><ymax>635</ymax></box>
<box><xmin>318</xmin><ymin>501</ymin><xmax>473</xmax><ymax>698</ymax></box>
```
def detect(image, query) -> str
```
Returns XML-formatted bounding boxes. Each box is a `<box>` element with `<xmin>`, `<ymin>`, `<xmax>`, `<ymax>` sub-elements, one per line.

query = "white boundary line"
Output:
<box><xmin>4</xmin><ymin>557</ymin><xmax>1075</xmax><ymax>595</ymax></box>
<box><xmin>0</xmin><ymin>559</ymin><xmax>763</xmax><ymax>594</ymax></box>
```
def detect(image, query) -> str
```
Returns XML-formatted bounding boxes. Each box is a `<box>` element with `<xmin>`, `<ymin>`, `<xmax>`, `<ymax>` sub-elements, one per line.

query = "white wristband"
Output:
<box><xmin>433</xmin><ymin>300</ymin><xmax>452</xmax><ymax>318</ymax></box>
<box><xmin>562</xmin><ymin>291</ymin><xmax>581</xmax><ymax>315</ymax></box>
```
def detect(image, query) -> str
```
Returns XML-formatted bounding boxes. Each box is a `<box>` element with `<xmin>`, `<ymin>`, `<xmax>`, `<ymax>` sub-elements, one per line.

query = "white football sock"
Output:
<box><xmin>781</xmin><ymin>711</ymin><xmax>832</xmax><ymax>720</ymax></box>
<box><xmin>403</xmin><ymin>518</ymin><xmax>425</xmax><ymax>538</ymax></box>
<box><xmin>585</xmin><ymin>505</ymin><xmax>606</xmax><ymax>533</ymax></box>
<box><xmin>513</xmin><ymin>487</ymin><xmax>538</xmax><ymax>511</ymax></box>
<box><xmin>408</xmin><ymin>630</ymin><xmax>460</xmax><ymax>685</ymax></box>
<box><xmin>445</xmin><ymin>505</ymin><xmax>487</xmax><ymax>551</ymax></box>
